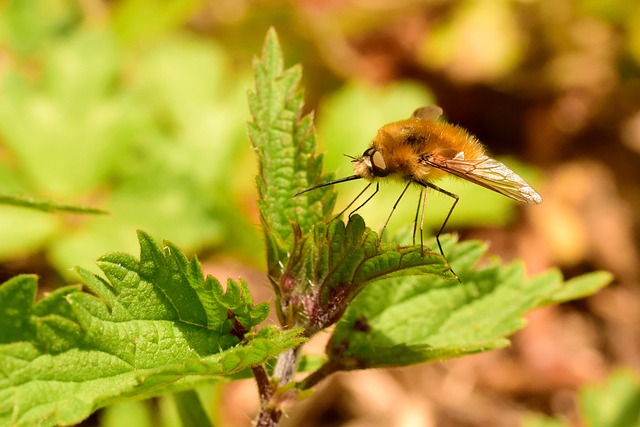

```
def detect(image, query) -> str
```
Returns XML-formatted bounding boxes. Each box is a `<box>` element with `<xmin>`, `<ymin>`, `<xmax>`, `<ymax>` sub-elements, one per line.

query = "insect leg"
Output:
<box><xmin>348</xmin><ymin>183</ymin><xmax>378</xmax><ymax>218</ymax></box>
<box><xmin>332</xmin><ymin>182</ymin><xmax>374</xmax><ymax>220</ymax></box>
<box><xmin>412</xmin><ymin>187</ymin><xmax>424</xmax><ymax>245</ymax></box>
<box><xmin>418</xmin><ymin>181</ymin><xmax>460</xmax><ymax>281</ymax></box>
<box><xmin>418</xmin><ymin>187</ymin><xmax>428</xmax><ymax>253</ymax></box>
<box><xmin>379</xmin><ymin>180</ymin><xmax>412</xmax><ymax>243</ymax></box>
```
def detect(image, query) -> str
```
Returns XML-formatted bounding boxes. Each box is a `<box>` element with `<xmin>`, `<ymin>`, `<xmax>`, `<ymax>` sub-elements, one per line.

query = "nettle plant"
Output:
<box><xmin>0</xmin><ymin>29</ymin><xmax>611</xmax><ymax>427</ymax></box>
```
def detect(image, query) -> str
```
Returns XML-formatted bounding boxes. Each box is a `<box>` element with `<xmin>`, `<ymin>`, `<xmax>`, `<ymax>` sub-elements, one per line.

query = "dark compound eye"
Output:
<box><xmin>362</xmin><ymin>147</ymin><xmax>375</xmax><ymax>157</ymax></box>
<box><xmin>365</xmin><ymin>148</ymin><xmax>390</xmax><ymax>177</ymax></box>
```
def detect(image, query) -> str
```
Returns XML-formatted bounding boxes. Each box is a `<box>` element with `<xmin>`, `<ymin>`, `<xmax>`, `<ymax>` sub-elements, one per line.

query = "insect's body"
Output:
<box><xmin>357</xmin><ymin>118</ymin><xmax>485</xmax><ymax>185</ymax></box>
<box><xmin>351</xmin><ymin>106</ymin><xmax>542</xmax><ymax>204</ymax></box>
<box><xmin>294</xmin><ymin>105</ymin><xmax>542</xmax><ymax>280</ymax></box>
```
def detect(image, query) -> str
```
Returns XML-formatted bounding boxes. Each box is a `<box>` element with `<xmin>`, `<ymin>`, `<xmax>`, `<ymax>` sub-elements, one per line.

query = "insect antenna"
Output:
<box><xmin>293</xmin><ymin>175</ymin><xmax>362</xmax><ymax>197</ymax></box>
<box><xmin>295</xmin><ymin>176</ymin><xmax>382</xmax><ymax>223</ymax></box>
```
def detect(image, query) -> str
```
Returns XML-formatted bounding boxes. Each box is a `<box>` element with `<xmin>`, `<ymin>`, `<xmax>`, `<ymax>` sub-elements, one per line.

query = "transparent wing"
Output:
<box><xmin>411</xmin><ymin>105</ymin><xmax>443</xmax><ymax>121</ymax></box>
<box><xmin>421</xmin><ymin>154</ymin><xmax>542</xmax><ymax>204</ymax></box>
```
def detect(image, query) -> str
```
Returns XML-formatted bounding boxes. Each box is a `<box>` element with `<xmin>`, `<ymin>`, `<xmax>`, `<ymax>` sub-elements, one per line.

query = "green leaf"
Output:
<box><xmin>0</xmin><ymin>232</ymin><xmax>303</xmax><ymax>427</ymax></box>
<box><xmin>247</xmin><ymin>28</ymin><xmax>336</xmax><ymax>280</ymax></box>
<box><xmin>0</xmin><ymin>192</ymin><xmax>106</xmax><ymax>214</ymax></box>
<box><xmin>579</xmin><ymin>370</ymin><xmax>640</xmax><ymax>427</ymax></box>
<box><xmin>323</xmin><ymin>238</ymin><xmax>609</xmax><ymax>370</ymax></box>
<box><xmin>100</xmin><ymin>400</ymin><xmax>153</xmax><ymax>427</ymax></box>
<box><xmin>544</xmin><ymin>270</ymin><xmax>613</xmax><ymax>304</ymax></box>
<box><xmin>279</xmin><ymin>215</ymin><xmax>453</xmax><ymax>334</ymax></box>
<box><xmin>173</xmin><ymin>390</ymin><xmax>212</xmax><ymax>427</ymax></box>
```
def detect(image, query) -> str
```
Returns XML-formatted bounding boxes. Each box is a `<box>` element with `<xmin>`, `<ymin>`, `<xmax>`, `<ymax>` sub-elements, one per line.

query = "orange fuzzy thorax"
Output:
<box><xmin>363</xmin><ymin>118</ymin><xmax>486</xmax><ymax>183</ymax></box>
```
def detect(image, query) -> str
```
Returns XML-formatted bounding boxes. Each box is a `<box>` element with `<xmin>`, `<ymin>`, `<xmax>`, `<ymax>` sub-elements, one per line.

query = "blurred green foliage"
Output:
<box><xmin>0</xmin><ymin>0</ymin><xmax>258</xmax><ymax>276</ymax></box>
<box><xmin>99</xmin><ymin>380</ymin><xmax>216</xmax><ymax>427</ymax></box>
<box><xmin>3</xmin><ymin>0</ymin><xmax>639</xmax><ymax>279</ymax></box>
<box><xmin>524</xmin><ymin>370</ymin><xmax>640</xmax><ymax>427</ymax></box>
<box><xmin>420</xmin><ymin>0</ymin><xmax>523</xmax><ymax>82</ymax></box>
<box><xmin>522</xmin><ymin>414</ymin><xmax>569</xmax><ymax>427</ymax></box>
<box><xmin>101</xmin><ymin>400</ymin><xmax>154</xmax><ymax>427</ymax></box>
<box><xmin>579</xmin><ymin>370</ymin><xmax>640</xmax><ymax>427</ymax></box>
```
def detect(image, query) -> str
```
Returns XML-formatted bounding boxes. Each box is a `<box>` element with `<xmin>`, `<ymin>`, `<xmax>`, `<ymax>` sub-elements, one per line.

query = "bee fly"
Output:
<box><xmin>294</xmin><ymin>105</ymin><xmax>542</xmax><ymax>279</ymax></box>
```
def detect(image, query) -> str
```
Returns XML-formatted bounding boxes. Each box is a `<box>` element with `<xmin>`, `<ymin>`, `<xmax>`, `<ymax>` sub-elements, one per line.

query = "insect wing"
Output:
<box><xmin>412</xmin><ymin>105</ymin><xmax>444</xmax><ymax>121</ymax></box>
<box><xmin>422</xmin><ymin>154</ymin><xmax>542</xmax><ymax>204</ymax></box>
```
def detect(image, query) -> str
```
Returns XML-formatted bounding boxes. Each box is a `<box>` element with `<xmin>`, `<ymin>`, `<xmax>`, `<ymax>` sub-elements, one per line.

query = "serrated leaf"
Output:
<box><xmin>323</xmin><ymin>239</ymin><xmax>608</xmax><ymax>370</ymax></box>
<box><xmin>210</xmin><ymin>277</ymin><xmax>270</xmax><ymax>331</ymax></box>
<box><xmin>247</xmin><ymin>28</ymin><xmax>336</xmax><ymax>280</ymax></box>
<box><xmin>0</xmin><ymin>232</ymin><xmax>304</xmax><ymax>427</ymax></box>
<box><xmin>279</xmin><ymin>215</ymin><xmax>453</xmax><ymax>334</ymax></box>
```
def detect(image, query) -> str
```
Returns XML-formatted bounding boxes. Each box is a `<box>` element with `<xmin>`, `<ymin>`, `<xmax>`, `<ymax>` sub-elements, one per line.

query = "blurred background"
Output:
<box><xmin>1</xmin><ymin>0</ymin><xmax>639</xmax><ymax>426</ymax></box>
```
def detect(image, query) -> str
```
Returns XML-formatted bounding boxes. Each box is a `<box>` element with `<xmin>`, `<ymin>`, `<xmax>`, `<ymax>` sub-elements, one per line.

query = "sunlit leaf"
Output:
<box><xmin>0</xmin><ymin>232</ymin><xmax>303</xmax><ymax>427</ymax></box>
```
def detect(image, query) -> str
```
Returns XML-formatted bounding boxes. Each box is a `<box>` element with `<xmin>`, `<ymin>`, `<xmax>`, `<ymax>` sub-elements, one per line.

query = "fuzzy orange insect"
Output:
<box><xmin>295</xmin><ymin>106</ymin><xmax>542</xmax><ymax>278</ymax></box>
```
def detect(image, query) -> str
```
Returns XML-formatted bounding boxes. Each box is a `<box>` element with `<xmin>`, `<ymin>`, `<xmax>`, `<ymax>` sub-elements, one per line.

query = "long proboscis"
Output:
<box><xmin>293</xmin><ymin>175</ymin><xmax>362</xmax><ymax>197</ymax></box>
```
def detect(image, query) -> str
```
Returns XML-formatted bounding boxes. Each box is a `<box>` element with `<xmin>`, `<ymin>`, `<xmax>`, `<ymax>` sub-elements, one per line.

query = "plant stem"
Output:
<box><xmin>253</xmin><ymin>346</ymin><xmax>302</xmax><ymax>427</ymax></box>
<box><xmin>297</xmin><ymin>361</ymin><xmax>336</xmax><ymax>390</ymax></box>
<box><xmin>252</xmin><ymin>365</ymin><xmax>273</xmax><ymax>406</ymax></box>
<box><xmin>273</xmin><ymin>346</ymin><xmax>301</xmax><ymax>385</ymax></box>
<box><xmin>252</xmin><ymin>365</ymin><xmax>280</xmax><ymax>427</ymax></box>
<box><xmin>254</xmin><ymin>406</ymin><xmax>280</xmax><ymax>427</ymax></box>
